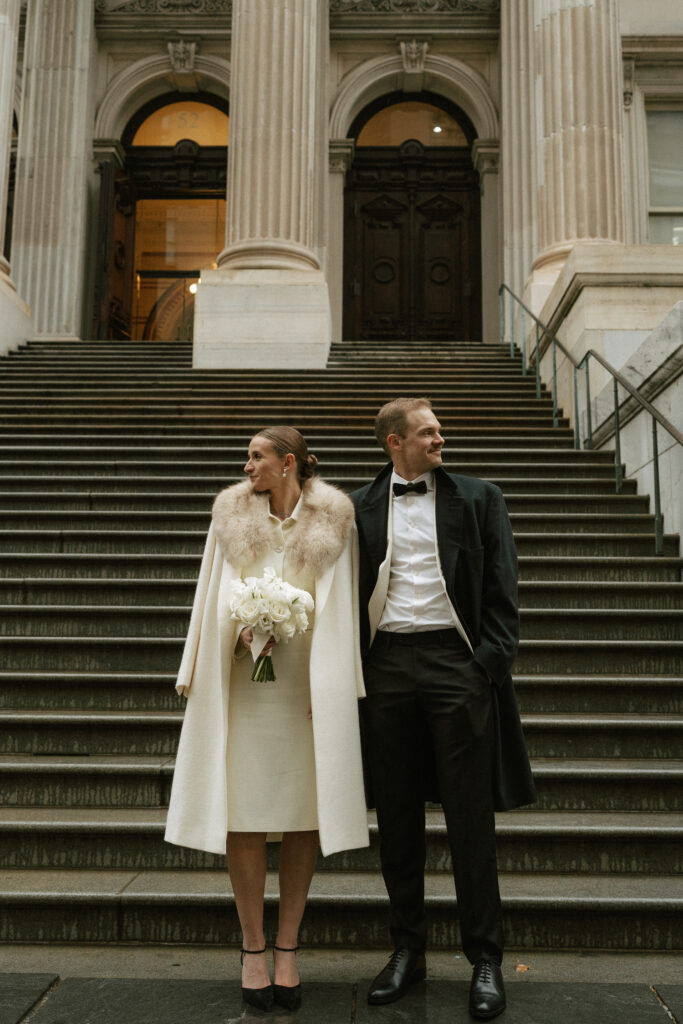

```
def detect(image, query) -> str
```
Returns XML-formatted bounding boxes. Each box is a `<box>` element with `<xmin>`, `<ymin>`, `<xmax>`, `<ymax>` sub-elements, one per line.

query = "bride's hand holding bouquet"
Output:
<box><xmin>230</xmin><ymin>566</ymin><xmax>314</xmax><ymax>682</ymax></box>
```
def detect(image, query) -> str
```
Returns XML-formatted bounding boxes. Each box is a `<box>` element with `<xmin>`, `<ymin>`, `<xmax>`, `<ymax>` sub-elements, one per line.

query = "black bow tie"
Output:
<box><xmin>393</xmin><ymin>480</ymin><xmax>428</xmax><ymax>496</ymax></box>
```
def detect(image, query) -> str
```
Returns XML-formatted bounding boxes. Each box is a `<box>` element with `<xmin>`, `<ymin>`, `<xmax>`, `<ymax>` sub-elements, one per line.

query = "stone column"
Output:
<box><xmin>0</xmin><ymin>0</ymin><xmax>32</xmax><ymax>354</ymax></box>
<box><xmin>528</xmin><ymin>0</ymin><xmax>626</xmax><ymax>309</ymax></box>
<box><xmin>194</xmin><ymin>0</ymin><xmax>331</xmax><ymax>368</ymax></box>
<box><xmin>11</xmin><ymin>0</ymin><xmax>95</xmax><ymax>339</ymax></box>
<box><xmin>500</xmin><ymin>0</ymin><xmax>537</xmax><ymax>301</ymax></box>
<box><xmin>328</xmin><ymin>139</ymin><xmax>354</xmax><ymax>345</ymax></box>
<box><xmin>472</xmin><ymin>139</ymin><xmax>501</xmax><ymax>343</ymax></box>
<box><xmin>622</xmin><ymin>58</ymin><xmax>649</xmax><ymax>245</ymax></box>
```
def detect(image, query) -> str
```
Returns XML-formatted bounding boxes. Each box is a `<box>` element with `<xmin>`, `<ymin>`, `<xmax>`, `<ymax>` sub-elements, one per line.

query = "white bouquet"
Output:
<box><xmin>229</xmin><ymin>566</ymin><xmax>314</xmax><ymax>682</ymax></box>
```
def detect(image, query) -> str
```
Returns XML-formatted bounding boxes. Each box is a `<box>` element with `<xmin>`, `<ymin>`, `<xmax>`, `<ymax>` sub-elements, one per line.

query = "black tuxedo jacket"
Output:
<box><xmin>351</xmin><ymin>464</ymin><xmax>536</xmax><ymax>811</ymax></box>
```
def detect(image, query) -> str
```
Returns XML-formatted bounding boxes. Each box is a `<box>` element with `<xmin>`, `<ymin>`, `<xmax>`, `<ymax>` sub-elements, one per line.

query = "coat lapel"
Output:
<box><xmin>356</xmin><ymin>464</ymin><xmax>392</xmax><ymax>578</ymax></box>
<box><xmin>434</xmin><ymin>468</ymin><xmax>465</xmax><ymax>587</ymax></box>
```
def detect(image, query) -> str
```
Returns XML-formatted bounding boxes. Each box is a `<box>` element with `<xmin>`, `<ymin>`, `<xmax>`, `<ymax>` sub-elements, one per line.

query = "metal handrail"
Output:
<box><xmin>499</xmin><ymin>283</ymin><xmax>683</xmax><ymax>555</ymax></box>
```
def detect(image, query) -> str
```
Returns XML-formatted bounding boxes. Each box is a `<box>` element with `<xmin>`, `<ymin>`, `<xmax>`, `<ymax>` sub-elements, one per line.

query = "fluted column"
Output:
<box><xmin>219</xmin><ymin>0</ymin><xmax>321</xmax><ymax>271</ymax></box>
<box><xmin>0</xmin><ymin>0</ymin><xmax>32</xmax><ymax>354</ymax></box>
<box><xmin>11</xmin><ymin>0</ymin><xmax>95</xmax><ymax>338</ymax></box>
<box><xmin>500</xmin><ymin>0</ymin><xmax>537</xmax><ymax>300</ymax></box>
<box><xmin>194</xmin><ymin>0</ymin><xmax>331</xmax><ymax>368</ymax></box>
<box><xmin>533</xmin><ymin>0</ymin><xmax>625</xmax><ymax>276</ymax></box>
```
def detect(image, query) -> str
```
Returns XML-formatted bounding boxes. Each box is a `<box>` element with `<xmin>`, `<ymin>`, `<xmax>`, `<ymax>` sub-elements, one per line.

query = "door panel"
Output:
<box><xmin>343</xmin><ymin>141</ymin><xmax>481</xmax><ymax>341</ymax></box>
<box><xmin>93</xmin><ymin>162</ymin><xmax>136</xmax><ymax>340</ymax></box>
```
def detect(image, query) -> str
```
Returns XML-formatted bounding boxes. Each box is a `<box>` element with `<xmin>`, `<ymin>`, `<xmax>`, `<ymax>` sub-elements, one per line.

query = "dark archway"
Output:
<box><xmin>343</xmin><ymin>91</ymin><xmax>481</xmax><ymax>342</ymax></box>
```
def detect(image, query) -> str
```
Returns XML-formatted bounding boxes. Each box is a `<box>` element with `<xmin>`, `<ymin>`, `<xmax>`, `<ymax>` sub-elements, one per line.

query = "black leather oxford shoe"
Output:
<box><xmin>469</xmin><ymin>958</ymin><xmax>506</xmax><ymax>1020</ymax></box>
<box><xmin>367</xmin><ymin>947</ymin><xmax>427</xmax><ymax>1005</ymax></box>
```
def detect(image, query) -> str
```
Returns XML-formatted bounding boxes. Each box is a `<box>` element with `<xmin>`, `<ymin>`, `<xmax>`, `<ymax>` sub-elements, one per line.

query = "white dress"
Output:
<box><xmin>226</xmin><ymin>503</ymin><xmax>319</xmax><ymax>832</ymax></box>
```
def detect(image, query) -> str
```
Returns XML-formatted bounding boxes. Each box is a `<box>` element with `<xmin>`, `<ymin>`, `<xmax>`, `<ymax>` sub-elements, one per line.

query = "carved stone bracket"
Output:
<box><xmin>399</xmin><ymin>39</ymin><xmax>429</xmax><ymax>91</ymax></box>
<box><xmin>329</xmin><ymin>138</ymin><xmax>356</xmax><ymax>176</ymax></box>
<box><xmin>168</xmin><ymin>38</ymin><xmax>199</xmax><ymax>90</ymax></box>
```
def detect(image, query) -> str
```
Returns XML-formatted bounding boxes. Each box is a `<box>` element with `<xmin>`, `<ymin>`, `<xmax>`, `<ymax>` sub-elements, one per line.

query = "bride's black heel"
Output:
<box><xmin>241</xmin><ymin>947</ymin><xmax>274</xmax><ymax>1011</ymax></box>
<box><xmin>273</xmin><ymin>944</ymin><xmax>302</xmax><ymax>1011</ymax></box>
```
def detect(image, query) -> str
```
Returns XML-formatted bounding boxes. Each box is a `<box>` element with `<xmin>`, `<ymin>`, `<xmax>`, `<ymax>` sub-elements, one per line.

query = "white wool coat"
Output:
<box><xmin>164</xmin><ymin>477</ymin><xmax>369</xmax><ymax>857</ymax></box>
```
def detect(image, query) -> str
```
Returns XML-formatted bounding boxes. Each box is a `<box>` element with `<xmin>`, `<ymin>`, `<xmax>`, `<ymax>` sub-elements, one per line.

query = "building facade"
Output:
<box><xmin>0</xmin><ymin>0</ymin><xmax>681</xmax><ymax>519</ymax></box>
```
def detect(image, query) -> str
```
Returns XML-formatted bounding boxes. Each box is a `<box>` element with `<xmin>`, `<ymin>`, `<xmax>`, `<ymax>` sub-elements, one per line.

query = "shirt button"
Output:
<box><xmin>275</xmin><ymin>546</ymin><xmax>284</xmax><ymax>553</ymax></box>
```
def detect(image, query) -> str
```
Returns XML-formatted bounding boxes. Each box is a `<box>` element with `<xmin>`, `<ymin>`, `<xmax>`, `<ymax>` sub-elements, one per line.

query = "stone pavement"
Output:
<box><xmin>2</xmin><ymin>971</ymin><xmax>682</xmax><ymax>1024</ymax></box>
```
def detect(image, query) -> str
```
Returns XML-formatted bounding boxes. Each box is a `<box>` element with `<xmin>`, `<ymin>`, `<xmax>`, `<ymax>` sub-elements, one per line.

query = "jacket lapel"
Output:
<box><xmin>356</xmin><ymin>464</ymin><xmax>392</xmax><ymax>579</ymax></box>
<box><xmin>434</xmin><ymin>468</ymin><xmax>465</xmax><ymax>587</ymax></box>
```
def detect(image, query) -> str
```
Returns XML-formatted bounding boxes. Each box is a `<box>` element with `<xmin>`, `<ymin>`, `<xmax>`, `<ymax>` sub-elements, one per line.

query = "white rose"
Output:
<box><xmin>277</xmin><ymin>619</ymin><xmax>297</xmax><ymax>641</ymax></box>
<box><xmin>235</xmin><ymin>597</ymin><xmax>262</xmax><ymax>626</ymax></box>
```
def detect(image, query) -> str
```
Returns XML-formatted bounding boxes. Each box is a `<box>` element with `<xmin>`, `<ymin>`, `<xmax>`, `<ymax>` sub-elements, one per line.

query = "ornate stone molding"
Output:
<box><xmin>96</xmin><ymin>0</ymin><xmax>499</xmax><ymax>12</ymax></box>
<box><xmin>96</xmin><ymin>1</ymin><xmax>231</xmax><ymax>12</ymax></box>
<box><xmin>331</xmin><ymin>1</ymin><xmax>498</xmax><ymax>11</ymax></box>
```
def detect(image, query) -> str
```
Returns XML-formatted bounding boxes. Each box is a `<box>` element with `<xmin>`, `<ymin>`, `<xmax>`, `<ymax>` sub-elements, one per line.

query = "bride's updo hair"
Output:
<box><xmin>255</xmin><ymin>426</ymin><xmax>318</xmax><ymax>481</ymax></box>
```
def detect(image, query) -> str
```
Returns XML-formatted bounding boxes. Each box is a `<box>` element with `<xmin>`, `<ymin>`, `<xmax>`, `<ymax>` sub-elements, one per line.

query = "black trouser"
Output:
<box><xmin>362</xmin><ymin>628</ymin><xmax>504</xmax><ymax>965</ymax></box>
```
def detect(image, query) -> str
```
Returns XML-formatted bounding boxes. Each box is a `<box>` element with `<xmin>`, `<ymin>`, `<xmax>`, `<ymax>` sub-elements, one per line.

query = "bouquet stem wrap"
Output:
<box><xmin>229</xmin><ymin>567</ymin><xmax>314</xmax><ymax>683</ymax></box>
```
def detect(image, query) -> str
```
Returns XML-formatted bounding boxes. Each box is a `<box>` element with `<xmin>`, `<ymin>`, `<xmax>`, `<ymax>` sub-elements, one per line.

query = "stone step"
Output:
<box><xmin>0</xmin><ymin>444</ymin><xmax>615</xmax><ymax>465</ymax></box>
<box><xmin>0</xmin><ymin>492</ymin><xmax>651</xmax><ymax>515</ymax></box>
<box><xmin>0</xmin><ymin>529</ymin><xmax>673</xmax><ymax>556</ymax></box>
<box><xmin>0</xmin><ymin>808</ymin><xmax>680</xmax><ymax>875</ymax></box>
<box><xmin>0</xmin><ymin>577</ymin><xmax>678</xmax><ymax>609</ymax></box>
<box><xmin>0</xmin><ymin>635</ymin><xmax>680</xmax><ymax>674</ymax></box>
<box><xmin>0</xmin><ymin>867</ymin><xmax>679</xmax><ymax>949</ymax></box>
<box><xmin>0</xmin><ymin>475</ymin><xmax>634</xmax><ymax>495</ymax></box>
<box><xmin>1</xmin><ymin>709</ymin><xmax>680</xmax><ymax>760</ymax></box>
<box><xmin>1</xmin><ymin>671</ymin><xmax>679</xmax><ymax>715</ymax></box>
<box><xmin>0</xmin><ymin>432</ymin><xmax>578</xmax><ymax>449</ymax></box>
<box><xmin>0</xmin><ymin>460</ymin><xmax>623</xmax><ymax>481</ymax></box>
<box><xmin>0</xmin><ymin>552</ymin><xmax>679</xmax><ymax>582</ymax></box>
<box><xmin>0</xmin><ymin>415</ymin><xmax>572</xmax><ymax>432</ymax></box>
<box><xmin>514</xmin><ymin>676</ymin><xmax>682</xmax><ymax>714</ymax></box>
<box><xmin>0</xmin><ymin>605</ymin><xmax>680</xmax><ymax>641</ymax></box>
<box><xmin>0</xmin><ymin>511</ymin><xmax>659</xmax><ymax>536</ymax></box>
<box><xmin>2</xmin><ymin>754</ymin><xmax>679</xmax><ymax>811</ymax></box>
<box><xmin>0</xmin><ymin>394</ymin><xmax>553</xmax><ymax>410</ymax></box>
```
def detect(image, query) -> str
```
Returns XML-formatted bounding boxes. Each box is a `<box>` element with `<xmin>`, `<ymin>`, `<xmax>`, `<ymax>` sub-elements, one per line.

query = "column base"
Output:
<box><xmin>193</xmin><ymin>268</ymin><xmax>331</xmax><ymax>369</ymax></box>
<box><xmin>0</xmin><ymin>273</ymin><xmax>32</xmax><ymax>356</ymax></box>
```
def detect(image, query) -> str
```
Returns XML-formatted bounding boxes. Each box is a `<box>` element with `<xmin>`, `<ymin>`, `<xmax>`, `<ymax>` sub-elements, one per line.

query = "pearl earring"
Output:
<box><xmin>282</xmin><ymin>468</ymin><xmax>288</xmax><ymax>478</ymax></box>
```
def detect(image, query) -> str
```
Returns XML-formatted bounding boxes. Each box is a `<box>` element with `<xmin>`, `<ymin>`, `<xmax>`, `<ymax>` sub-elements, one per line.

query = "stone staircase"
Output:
<box><xmin>0</xmin><ymin>338</ymin><xmax>681</xmax><ymax>951</ymax></box>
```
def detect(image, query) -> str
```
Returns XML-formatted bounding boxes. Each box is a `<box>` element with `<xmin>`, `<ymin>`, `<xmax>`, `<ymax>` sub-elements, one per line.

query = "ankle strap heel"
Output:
<box><xmin>273</xmin><ymin>944</ymin><xmax>303</xmax><ymax>1011</ymax></box>
<box><xmin>240</xmin><ymin>945</ymin><xmax>267</xmax><ymax>964</ymax></box>
<box><xmin>240</xmin><ymin>947</ymin><xmax>274</xmax><ymax>1011</ymax></box>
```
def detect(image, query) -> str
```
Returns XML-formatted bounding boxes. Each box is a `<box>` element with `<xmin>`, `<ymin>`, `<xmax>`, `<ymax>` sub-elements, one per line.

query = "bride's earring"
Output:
<box><xmin>282</xmin><ymin>468</ymin><xmax>288</xmax><ymax>478</ymax></box>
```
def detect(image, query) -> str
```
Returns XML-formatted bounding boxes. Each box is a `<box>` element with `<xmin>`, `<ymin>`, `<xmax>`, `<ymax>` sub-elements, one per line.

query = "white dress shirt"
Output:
<box><xmin>378</xmin><ymin>470</ymin><xmax>471</xmax><ymax>649</ymax></box>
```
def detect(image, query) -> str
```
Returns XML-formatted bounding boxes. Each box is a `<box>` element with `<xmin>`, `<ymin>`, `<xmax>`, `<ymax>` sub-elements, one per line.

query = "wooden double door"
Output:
<box><xmin>343</xmin><ymin>140</ymin><xmax>481</xmax><ymax>341</ymax></box>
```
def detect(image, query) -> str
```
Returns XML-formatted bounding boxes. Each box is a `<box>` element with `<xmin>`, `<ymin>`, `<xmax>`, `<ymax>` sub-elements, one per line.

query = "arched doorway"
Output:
<box><xmin>93</xmin><ymin>92</ymin><xmax>228</xmax><ymax>341</ymax></box>
<box><xmin>343</xmin><ymin>92</ymin><xmax>481</xmax><ymax>341</ymax></box>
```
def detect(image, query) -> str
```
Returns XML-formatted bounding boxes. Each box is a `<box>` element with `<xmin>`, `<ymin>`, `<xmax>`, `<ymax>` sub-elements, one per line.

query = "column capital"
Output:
<box><xmin>329</xmin><ymin>138</ymin><xmax>355</xmax><ymax>176</ymax></box>
<box><xmin>92</xmin><ymin>139</ymin><xmax>126</xmax><ymax>170</ymax></box>
<box><xmin>472</xmin><ymin>138</ymin><xmax>499</xmax><ymax>178</ymax></box>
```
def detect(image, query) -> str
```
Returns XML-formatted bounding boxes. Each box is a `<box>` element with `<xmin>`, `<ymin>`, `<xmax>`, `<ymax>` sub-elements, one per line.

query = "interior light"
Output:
<box><xmin>189</xmin><ymin>282</ymin><xmax>198</xmax><ymax>294</ymax></box>
<box><xmin>433</xmin><ymin>125</ymin><xmax>443</xmax><ymax>134</ymax></box>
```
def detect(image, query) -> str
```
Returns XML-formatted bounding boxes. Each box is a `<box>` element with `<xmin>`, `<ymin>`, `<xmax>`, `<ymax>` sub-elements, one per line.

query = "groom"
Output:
<box><xmin>351</xmin><ymin>398</ymin><xmax>535</xmax><ymax>1021</ymax></box>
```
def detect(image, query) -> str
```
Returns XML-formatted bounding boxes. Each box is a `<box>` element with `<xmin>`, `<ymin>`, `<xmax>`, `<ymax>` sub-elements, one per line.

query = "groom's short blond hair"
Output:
<box><xmin>374</xmin><ymin>398</ymin><xmax>433</xmax><ymax>456</ymax></box>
